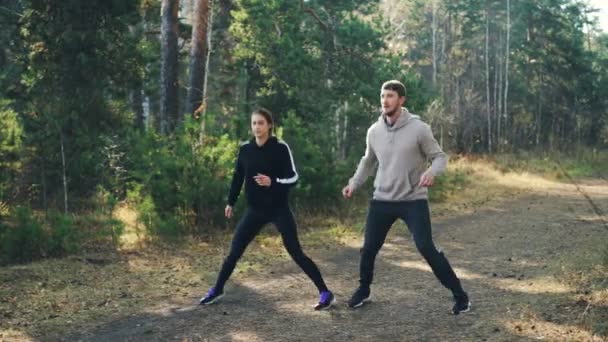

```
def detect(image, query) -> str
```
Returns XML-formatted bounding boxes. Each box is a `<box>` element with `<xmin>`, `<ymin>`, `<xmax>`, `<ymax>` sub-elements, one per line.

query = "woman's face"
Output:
<box><xmin>251</xmin><ymin>113</ymin><xmax>271</xmax><ymax>139</ymax></box>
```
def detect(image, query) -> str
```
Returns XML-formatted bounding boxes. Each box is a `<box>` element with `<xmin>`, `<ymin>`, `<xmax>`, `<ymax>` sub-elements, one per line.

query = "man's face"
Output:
<box><xmin>380</xmin><ymin>89</ymin><xmax>405</xmax><ymax>117</ymax></box>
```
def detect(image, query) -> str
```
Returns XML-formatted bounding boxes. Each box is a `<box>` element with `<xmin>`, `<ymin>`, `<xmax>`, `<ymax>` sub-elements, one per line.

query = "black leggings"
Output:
<box><xmin>214</xmin><ymin>207</ymin><xmax>328</xmax><ymax>293</ymax></box>
<box><xmin>359</xmin><ymin>199</ymin><xmax>464</xmax><ymax>295</ymax></box>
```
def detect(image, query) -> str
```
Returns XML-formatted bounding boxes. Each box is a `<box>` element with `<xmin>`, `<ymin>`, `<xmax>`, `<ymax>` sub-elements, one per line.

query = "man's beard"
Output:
<box><xmin>383</xmin><ymin>106</ymin><xmax>398</xmax><ymax>117</ymax></box>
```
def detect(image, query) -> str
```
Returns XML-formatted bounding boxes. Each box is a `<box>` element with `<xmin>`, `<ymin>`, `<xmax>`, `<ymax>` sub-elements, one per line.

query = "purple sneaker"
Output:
<box><xmin>199</xmin><ymin>287</ymin><xmax>224</xmax><ymax>305</ymax></box>
<box><xmin>314</xmin><ymin>290</ymin><xmax>336</xmax><ymax>310</ymax></box>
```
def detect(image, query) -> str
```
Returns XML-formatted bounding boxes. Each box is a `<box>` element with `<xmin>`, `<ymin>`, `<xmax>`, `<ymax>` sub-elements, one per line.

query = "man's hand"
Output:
<box><xmin>419</xmin><ymin>169</ymin><xmax>435</xmax><ymax>187</ymax></box>
<box><xmin>253</xmin><ymin>173</ymin><xmax>272</xmax><ymax>187</ymax></box>
<box><xmin>225</xmin><ymin>205</ymin><xmax>233</xmax><ymax>219</ymax></box>
<box><xmin>342</xmin><ymin>184</ymin><xmax>355</xmax><ymax>199</ymax></box>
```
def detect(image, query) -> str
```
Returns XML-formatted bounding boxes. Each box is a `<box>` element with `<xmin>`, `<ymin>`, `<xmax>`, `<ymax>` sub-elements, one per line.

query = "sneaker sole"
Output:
<box><xmin>314</xmin><ymin>297</ymin><xmax>337</xmax><ymax>311</ymax></box>
<box><xmin>348</xmin><ymin>296</ymin><xmax>370</xmax><ymax>309</ymax></box>
<box><xmin>200</xmin><ymin>293</ymin><xmax>224</xmax><ymax>305</ymax></box>
<box><xmin>453</xmin><ymin>301</ymin><xmax>471</xmax><ymax>315</ymax></box>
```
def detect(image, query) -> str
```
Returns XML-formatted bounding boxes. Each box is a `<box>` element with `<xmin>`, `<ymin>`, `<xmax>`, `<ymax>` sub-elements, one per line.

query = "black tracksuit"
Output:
<box><xmin>227</xmin><ymin>136</ymin><xmax>298</xmax><ymax>213</ymax></box>
<box><xmin>359</xmin><ymin>200</ymin><xmax>464</xmax><ymax>295</ymax></box>
<box><xmin>214</xmin><ymin>136</ymin><xmax>328</xmax><ymax>293</ymax></box>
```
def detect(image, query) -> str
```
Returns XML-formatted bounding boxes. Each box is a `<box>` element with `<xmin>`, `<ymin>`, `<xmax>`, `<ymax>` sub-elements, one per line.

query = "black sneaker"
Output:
<box><xmin>199</xmin><ymin>287</ymin><xmax>224</xmax><ymax>305</ymax></box>
<box><xmin>452</xmin><ymin>292</ymin><xmax>471</xmax><ymax>315</ymax></box>
<box><xmin>314</xmin><ymin>290</ymin><xmax>336</xmax><ymax>310</ymax></box>
<box><xmin>348</xmin><ymin>287</ymin><xmax>370</xmax><ymax>309</ymax></box>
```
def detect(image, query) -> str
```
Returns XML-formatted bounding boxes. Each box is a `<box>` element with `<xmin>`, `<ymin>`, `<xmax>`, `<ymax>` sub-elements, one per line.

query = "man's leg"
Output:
<box><xmin>401</xmin><ymin>200</ymin><xmax>470</xmax><ymax>314</ymax></box>
<box><xmin>349</xmin><ymin>201</ymin><xmax>397</xmax><ymax>308</ymax></box>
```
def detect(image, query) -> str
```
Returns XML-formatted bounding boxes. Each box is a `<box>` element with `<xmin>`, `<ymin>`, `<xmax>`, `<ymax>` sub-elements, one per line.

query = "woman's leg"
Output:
<box><xmin>213</xmin><ymin>209</ymin><xmax>267</xmax><ymax>292</ymax></box>
<box><xmin>273</xmin><ymin>208</ymin><xmax>328</xmax><ymax>293</ymax></box>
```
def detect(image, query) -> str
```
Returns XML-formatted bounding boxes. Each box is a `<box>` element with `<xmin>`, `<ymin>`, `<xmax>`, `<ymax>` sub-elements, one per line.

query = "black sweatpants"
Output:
<box><xmin>214</xmin><ymin>206</ymin><xmax>328</xmax><ymax>293</ymax></box>
<box><xmin>359</xmin><ymin>199</ymin><xmax>464</xmax><ymax>295</ymax></box>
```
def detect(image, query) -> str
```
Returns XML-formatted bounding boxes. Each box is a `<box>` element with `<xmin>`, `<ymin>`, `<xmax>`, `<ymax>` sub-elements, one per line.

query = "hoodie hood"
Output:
<box><xmin>378</xmin><ymin>107</ymin><xmax>420</xmax><ymax>131</ymax></box>
<box><xmin>249</xmin><ymin>135</ymin><xmax>278</xmax><ymax>148</ymax></box>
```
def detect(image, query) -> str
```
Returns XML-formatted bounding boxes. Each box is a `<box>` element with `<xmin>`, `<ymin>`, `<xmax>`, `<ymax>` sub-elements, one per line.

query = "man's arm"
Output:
<box><xmin>344</xmin><ymin>127</ymin><xmax>378</xmax><ymax>196</ymax></box>
<box><xmin>418</xmin><ymin>124</ymin><xmax>448</xmax><ymax>186</ymax></box>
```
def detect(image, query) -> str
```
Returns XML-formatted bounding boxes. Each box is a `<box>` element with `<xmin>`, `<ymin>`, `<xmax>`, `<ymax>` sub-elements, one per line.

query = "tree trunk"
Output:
<box><xmin>128</xmin><ymin>24</ymin><xmax>145</xmax><ymax>130</ymax></box>
<box><xmin>334</xmin><ymin>106</ymin><xmax>340</xmax><ymax>160</ymax></box>
<box><xmin>485</xmin><ymin>6</ymin><xmax>492</xmax><ymax>153</ymax></box>
<box><xmin>536</xmin><ymin>73</ymin><xmax>542</xmax><ymax>146</ymax></box>
<box><xmin>431</xmin><ymin>0</ymin><xmax>437</xmax><ymax>86</ymax></box>
<box><xmin>143</xmin><ymin>96</ymin><xmax>151</xmax><ymax>130</ymax></box>
<box><xmin>455</xmin><ymin>78</ymin><xmax>461</xmax><ymax>151</ymax></box>
<box><xmin>497</xmin><ymin>29</ymin><xmax>503</xmax><ymax>150</ymax></box>
<box><xmin>187</xmin><ymin>0</ymin><xmax>210</xmax><ymax>115</ymax></box>
<box><xmin>342</xmin><ymin>105</ymin><xmax>348</xmax><ymax>160</ymax></box>
<box><xmin>60</xmin><ymin>131</ymin><xmax>69</xmax><ymax>214</ymax></box>
<box><xmin>160</xmin><ymin>0</ymin><xmax>180</xmax><ymax>134</ymax></box>
<box><xmin>199</xmin><ymin>0</ymin><xmax>214</xmax><ymax>144</ymax></box>
<box><xmin>493</xmin><ymin>31</ymin><xmax>498</xmax><ymax>148</ymax></box>
<box><xmin>550</xmin><ymin>97</ymin><xmax>556</xmax><ymax>150</ymax></box>
<box><xmin>504</xmin><ymin>0</ymin><xmax>510</xmax><ymax>147</ymax></box>
<box><xmin>41</xmin><ymin>160</ymin><xmax>47</xmax><ymax>211</ymax></box>
<box><xmin>335</xmin><ymin>101</ymin><xmax>349</xmax><ymax>161</ymax></box>
<box><xmin>131</xmin><ymin>88</ymin><xmax>145</xmax><ymax>130</ymax></box>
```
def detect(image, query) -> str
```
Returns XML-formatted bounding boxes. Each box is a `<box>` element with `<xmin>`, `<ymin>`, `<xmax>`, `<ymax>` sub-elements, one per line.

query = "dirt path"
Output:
<box><xmin>55</xmin><ymin>177</ymin><xmax>608</xmax><ymax>342</ymax></box>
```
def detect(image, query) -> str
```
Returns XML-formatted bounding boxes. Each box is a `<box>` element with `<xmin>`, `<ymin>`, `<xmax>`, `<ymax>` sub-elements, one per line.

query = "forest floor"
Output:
<box><xmin>1</xmin><ymin>158</ymin><xmax>607</xmax><ymax>341</ymax></box>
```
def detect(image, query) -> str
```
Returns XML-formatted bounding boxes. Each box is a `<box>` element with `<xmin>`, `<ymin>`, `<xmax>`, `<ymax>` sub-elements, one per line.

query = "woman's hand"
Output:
<box><xmin>225</xmin><ymin>205</ymin><xmax>233</xmax><ymax>218</ymax></box>
<box><xmin>253</xmin><ymin>173</ymin><xmax>272</xmax><ymax>187</ymax></box>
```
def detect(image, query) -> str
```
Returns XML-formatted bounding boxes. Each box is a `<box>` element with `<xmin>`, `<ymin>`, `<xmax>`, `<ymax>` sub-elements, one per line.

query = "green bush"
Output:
<box><xmin>74</xmin><ymin>213</ymin><xmax>123</xmax><ymax>247</ymax></box>
<box><xmin>1</xmin><ymin>207</ymin><xmax>45</xmax><ymax>263</ymax></box>
<box><xmin>280</xmin><ymin>112</ymin><xmax>348</xmax><ymax>209</ymax></box>
<box><xmin>127</xmin><ymin>186</ymin><xmax>182</xmax><ymax>240</ymax></box>
<box><xmin>428</xmin><ymin>168</ymin><xmax>472</xmax><ymax>203</ymax></box>
<box><xmin>0</xmin><ymin>206</ymin><xmax>122</xmax><ymax>263</ymax></box>
<box><xmin>0</xmin><ymin>100</ymin><xmax>23</xmax><ymax>204</ymax></box>
<box><xmin>46</xmin><ymin>211</ymin><xmax>80</xmax><ymax>256</ymax></box>
<box><xmin>125</xmin><ymin>117</ymin><xmax>237</xmax><ymax>238</ymax></box>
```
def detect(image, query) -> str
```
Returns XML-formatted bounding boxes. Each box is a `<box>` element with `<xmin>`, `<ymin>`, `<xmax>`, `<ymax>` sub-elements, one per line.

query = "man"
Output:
<box><xmin>342</xmin><ymin>80</ymin><xmax>471</xmax><ymax>314</ymax></box>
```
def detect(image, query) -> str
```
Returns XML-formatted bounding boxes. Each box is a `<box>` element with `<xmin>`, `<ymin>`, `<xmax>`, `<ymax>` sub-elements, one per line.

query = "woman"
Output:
<box><xmin>200</xmin><ymin>108</ymin><xmax>335</xmax><ymax>310</ymax></box>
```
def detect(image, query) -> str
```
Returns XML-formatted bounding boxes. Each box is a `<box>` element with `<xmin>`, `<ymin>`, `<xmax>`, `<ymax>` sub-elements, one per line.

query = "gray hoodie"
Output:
<box><xmin>349</xmin><ymin>107</ymin><xmax>447</xmax><ymax>201</ymax></box>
